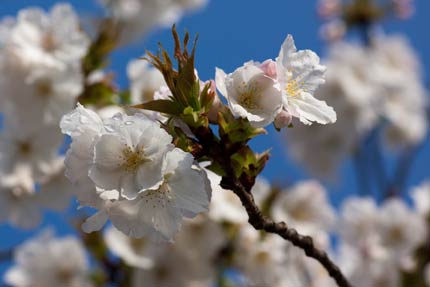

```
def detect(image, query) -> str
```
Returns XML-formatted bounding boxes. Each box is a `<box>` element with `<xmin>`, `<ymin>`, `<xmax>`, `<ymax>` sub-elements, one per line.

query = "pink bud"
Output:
<box><xmin>319</xmin><ymin>20</ymin><xmax>346</xmax><ymax>42</ymax></box>
<box><xmin>393</xmin><ymin>0</ymin><xmax>414</xmax><ymax>19</ymax></box>
<box><xmin>317</xmin><ymin>0</ymin><xmax>341</xmax><ymax>19</ymax></box>
<box><xmin>204</xmin><ymin>80</ymin><xmax>225</xmax><ymax>123</ymax></box>
<box><xmin>274</xmin><ymin>110</ymin><xmax>292</xmax><ymax>130</ymax></box>
<box><xmin>259</xmin><ymin>59</ymin><xmax>277</xmax><ymax>79</ymax></box>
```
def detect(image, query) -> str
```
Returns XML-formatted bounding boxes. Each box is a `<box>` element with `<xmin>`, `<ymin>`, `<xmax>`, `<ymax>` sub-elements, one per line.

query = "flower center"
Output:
<box><xmin>237</xmin><ymin>82</ymin><xmax>260</xmax><ymax>110</ymax></box>
<box><xmin>121</xmin><ymin>146</ymin><xmax>147</xmax><ymax>172</ymax></box>
<box><xmin>18</xmin><ymin>142</ymin><xmax>32</xmax><ymax>155</ymax></box>
<box><xmin>42</xmin><ymin>32</ymin><xmax>57</xmax><ymax>52</ymax></box>
<box><xmin>35</xmin><ymin>79</ymin><xmax>52</xmax><ymax>97</ymax></box>
<box><xmin>143</xmin><ymin>183</ymin><xmax>173</xmax><ymax>209</ymax></box>
<box><xmin>285</xmin><ymin>79</ymin><xmax>303</xmax><ymax>97</ymax></box>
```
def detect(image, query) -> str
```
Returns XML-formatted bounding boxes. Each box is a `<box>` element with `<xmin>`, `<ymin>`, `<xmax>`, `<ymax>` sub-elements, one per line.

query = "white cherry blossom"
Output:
<box><xmin>61</xmin><ymin>105</ymin><xmax>210</xmax><ymax>240</ymax></box>
<box><xmin>272</xmin><ymin>180</ymin><xmax>335</xmax><ymax>246</ymax></box>
<box><xmin>410</xmin><ymin>180</ymin><xmax>430</xmax><ymax>216</ymax></box>
<box><xmin>0</xmin><ymin>4</ymin><xmax>89</xmax><ymax>69</ymax></box>
<box><xmin>215</xmin><ymin>62</ymin><xmax>282</xmax><ymax>128</ymax></box>
<box><xmin>4</xmin><ymin>230</ymin><xmax>92</xmax><ymax>287</ymax></box>
<box><xmin>275</xmin><ymin>35</ymin><xmax>336</xmax><ymax>125</ymax></box>
<box><xmin>108</xmin><ymin>148</ymin><xmax>211</xmax><ymax>240</ymax></box>
<box><xmin>100</xmin><ymin>0</ymin><xmax>207</xmax><ymax>43</ymax></box>
<box><xmin>206</xmin><ymin>169</ymin><xmax>248</xmax><ymax>224</ymax></box>
<box><xmin>89</xmin><ymin>113</ymin><xmax>173</xmax><ymax>200</ymax></box>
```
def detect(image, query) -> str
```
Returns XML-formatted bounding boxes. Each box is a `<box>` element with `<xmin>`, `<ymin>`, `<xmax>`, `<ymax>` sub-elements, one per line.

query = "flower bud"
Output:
<box><xmin>274</xmin><ymin>110</ymin><xmax>292</xmax><ymax>130</ymax></box>
<box><xmin>206</xmin><ymin>80</ymin><xmax>225</xmax><ymax>123</ymax></box>
<box><xmin>259</xmin><ymin>59</ymin><xmax>277</xmax><ymax>79</ymax></box>
<box><xmin>317</xmin><ymin>0</ymin><xmax>341</xmax><ymax>19</ymax></box>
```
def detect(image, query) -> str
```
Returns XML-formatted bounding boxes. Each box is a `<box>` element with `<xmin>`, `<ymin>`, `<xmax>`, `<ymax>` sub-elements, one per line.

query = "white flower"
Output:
<box><xmin>129</xmin><ymin>218</ymin><xmax>220</xmax><ymax>287</ymax></box>
<box><xmin>61</xmin><ymin>105</ymin><xmax>211</xmax><ymax>240</ymax></box>
<box><xmin>206</xmin><ymin>169</ymin><xmax>248</xmax><ymax>224</ymax></box>
<box><xmin>337</xmin><ymin>243</ymin><xmax>400</xmax><ymax>287</ymax></box>
<box><xmin>272</xmin><ymin>180</ymin><xmax>335</xmax><ymax>245</ymax></box>
<box><xmin>0</xmin><ymin>159</ymin><xmax>72</xmax><ymax>229</ymax></box>
<box><xmin>89</xmin><ymin>113</ymin><xmax>173</xmax><ymax>200</ymax></box>
<box><xmin>100</xmin><ymin>0</ymin><xmax>207</xmax><ymax>43</ymax></box>
<box><xmin>0</xmin><ymin>124</ymin><xmax>63</xmax><ymax>186</ymax></box>
<box><xmin>4</xmin><ymin>230</ymin><xmax>92</xmax><ymax>287</ymax></box>
<box><xmin>234</xmin><ymin>226</ymin><xmax>287</xmax><ymax>286</ymax></box>
<box><xmin>108</xmin><ymin>148</ymin><xmax>211</xmax><ymax>240</ymax></box>
<box><xmin>410</xmin><ymin>180</ymin><xmax>430</xmax><ymax>216</ymax></box>
<box><xmin>338</xmin><ymin>197</ymin><xmax>381</xmax><ymax>252</ymax></box>
<box><xmin>377</xmin><ymin>198</ymin><xmax>426</xmax><ymax>265</ymax></box>
<box><xmin>0</xmin><ymin>184</ymin><xmax>41</xmax><ymax>229</ymax></box>
<box><xmin>275</xmin><ymin>35</ymin><xmax>336</xmax><ymax>125</ymax></box>
<box><xmin>128</xmin><ymin>59</ymin><xmax>167</xmax><ymax>105</ymax></box>
<box><xmin>3</xmin><ymin>65</ymin><xmax>83</xmax><ymax>129</ymax></box>
<box><xmin>104</xmin><ymin>226</ymin><xmax>154</xmax><ymax>269</ymax></box>
<box><xmin>215</xmin><ymin>62</ymin><xmax>282</xmax><ymax>128</ymax></box>
<box><xmin>0</xmin><ymin>4</ymin><xmax>89</xmax><ymax>69</ymax></box>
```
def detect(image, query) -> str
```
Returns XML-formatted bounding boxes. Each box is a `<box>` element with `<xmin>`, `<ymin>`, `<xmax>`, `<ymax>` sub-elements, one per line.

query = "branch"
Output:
<box><xmin>191</xmin><ymin>126</ymin><xmax>351</xmax><ymax>287</ymax></box>
<box><xmin>221</xmin><ymin>176</ymin><xmax>352</xmax><ymax>287</ymax></box>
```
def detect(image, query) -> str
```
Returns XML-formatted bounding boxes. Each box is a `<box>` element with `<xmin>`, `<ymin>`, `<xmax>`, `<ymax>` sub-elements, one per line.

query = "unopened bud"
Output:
<box><xmin>274</xmin><ymin>110</ymin><xmax>292</xmax><ymax>130</ymax></box>
<box><xmin>205</xmin><ymin>80</ymin><xmax>225</xmax><ymax>123</ymax></box>
<box><xmin>393</xmin><ymin>0</ymin><xmax>414</xmax><ymax>19</ymax></box>
<box><xmin>319</xmin><ymin>20</ymin><xmax>346</xmax><ymax>42</ymax></box>
<box><xmin>259</xmin><ymin>59</ymin><xmax>277</xmax><ymax>79</ymax></box>
<box><xmin>317</xmin><ymin>0</ymin><xmax>341</xmax><ymax>19</ymax></box>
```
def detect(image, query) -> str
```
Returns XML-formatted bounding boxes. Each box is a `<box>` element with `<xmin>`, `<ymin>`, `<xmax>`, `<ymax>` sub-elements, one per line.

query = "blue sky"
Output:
<box><xmin>0</xmin><ymin>0</ymin><xmax>429</xmax><ymax>279</ymax></box>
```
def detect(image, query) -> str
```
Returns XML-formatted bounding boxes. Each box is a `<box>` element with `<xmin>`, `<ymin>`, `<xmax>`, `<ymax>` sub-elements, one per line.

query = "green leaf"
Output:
<box><xmin>131</xmin><ymin>99</ymin><xmax>181</xmax><ymax>115</ymax></box>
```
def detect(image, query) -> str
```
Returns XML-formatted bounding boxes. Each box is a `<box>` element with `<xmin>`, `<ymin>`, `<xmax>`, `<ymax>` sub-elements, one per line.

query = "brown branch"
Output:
<box><xmin>221</xmin><ymin>176</ymin><xmax>351</xmax><ymax>287</ymax></box>
<box><xmin>191</xmin><ymin>126</ymin><xmax>351</xmax><ymax>287</ymax></box>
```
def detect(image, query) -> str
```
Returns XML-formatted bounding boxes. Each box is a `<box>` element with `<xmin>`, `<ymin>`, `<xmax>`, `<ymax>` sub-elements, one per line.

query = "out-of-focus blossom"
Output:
<box><xmin>319</xmin><ymin>20</ymin><xmax>346</xmax><ymax>42</ymax></box>
<box><xmin>100</xmin><ymin>0</ymin><xmax>207</xmax><ymax>43</ymax></box>
<box><xmin>275</xmin><ymin>35</ymin><xmax>336</xmax><ymax>125</ymax></box>
<box><xmin>61</xmin><ymin>105</ymin><xmax>211</xmax><ymax>240</ymax></box>
<box><xmin>128</xmin><ymin>59</ymin><xmax>167</xmax><ymax>105</ymax></box>
<box><xmin>104</xmin><ymin>226</ymin><xmax>154</xmax><ymax>269</ymax></box>
<box><xmin>215</xmin><ymin>62</ymin><xmax>283</xmax><ymax>128</ymax></box>
<box><xmin>4</xmin><ymin>230</ymin><xmax>92</xmax><ymax>287</ymax></box>
<box><xmin>0</xmin><ymin>4</ymin><xmax>89</xmax><ymax>69</ymax></box>
<box><xmin>0</xmin><ymin>125</ymin><xmax>63</xmax><ymax>188</ymax></box>
<box><xmin>272</xmin><ymin>180</ymin><xmax>335</xmax><ymax>246</ymax></box>
<box><xmin>410</xmin><ymin>180</ymin><xmax>430</xmax><ymax>216</ymax></box>
<box><xmin>234</xmin><ymin>225</ymin><xmax>287</xmax><ymax>286</ymax></box>
<box><xmin>0</xmin><ymin>158</ymin><xmax>72</xmax><ymax>229</ymax></box>
<box><xmin>338</xmin><ymin>197</ymin><xmax>384</xmax><ymax>260</ymax></box>
<box><xmin>206</xmin><ymin>169</ymin><xmax>248</xmax><ymax>224</ymax></box>
<box><xmin>128</xmin><ymin>216</ymin><xmax>224</xmax><ymax>287</ymax></box>
<box><xmin>392</xmin><ymin>0</ymin><xmax>415</xmax><ymax>19</ymax></box>
<box><xmin>317</xmin><ymin>0</ymin><xmax>341</xmax><ymax>18</ymax></box>
<box><xmin>285</xmin><ymin>35</ymin><xmax>428</xmax><ymax>177</ymax></box>
<box><xmin>337</xmin><ymin>196</ymin><xmax>427</xmax><ymax>286</ymax></box>
<box><xmin>371</xmin><ymin>36</ymin><xmax>428</xmax><ymax>148</ymax></box>
<box><xmin>377</xmin><ymin>198</ymin><xmax>427</xmax><ymax>267</ymax></box>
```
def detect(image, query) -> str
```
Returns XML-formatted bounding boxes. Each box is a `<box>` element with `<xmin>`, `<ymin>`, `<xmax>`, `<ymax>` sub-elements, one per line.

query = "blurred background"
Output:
<box><xmin>0</xmin><ymin>0</ymin><xmax>429</xmax><ymax>286</ymax></box>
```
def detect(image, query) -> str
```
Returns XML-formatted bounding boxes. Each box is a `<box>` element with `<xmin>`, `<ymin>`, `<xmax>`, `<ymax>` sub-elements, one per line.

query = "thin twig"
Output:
<box><xmin>221</xmin><ymin>176</ymin><xmax>352</xmax><ymax>287</ymax></box>
<box><xmin>193</xmin><ymin>126</ymin><xmax>352</xmax><ymax>287</ymax></box>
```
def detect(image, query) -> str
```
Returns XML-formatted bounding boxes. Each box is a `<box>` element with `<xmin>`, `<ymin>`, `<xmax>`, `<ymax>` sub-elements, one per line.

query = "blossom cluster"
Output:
<box><xmin>60</xmin><ymin>104</ymin><xmax>211</xmax><ymax>240</ymax></box>
<box><xmin>216</xmin><ymin>35</ymin><xmax>337</xmax><ymax>128</ymax></box>
<box><xmin>0</xmin><ymin>4</ymin><xmax>89</xmax><ymax>228</ymax></box>
<box><xmin>286</xmin><ymin>35</ymin><xmax>429</xmax><ymax>177</ymax></box>
<box><xmin>7</xmin><ymin>177</ymin><xmax>427</xmax><ymax>287</ymax></box>
<box><xmin>100</xmin><ymin>0</ymin><xmax>208</xmax><ymax>43</ymax></box>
